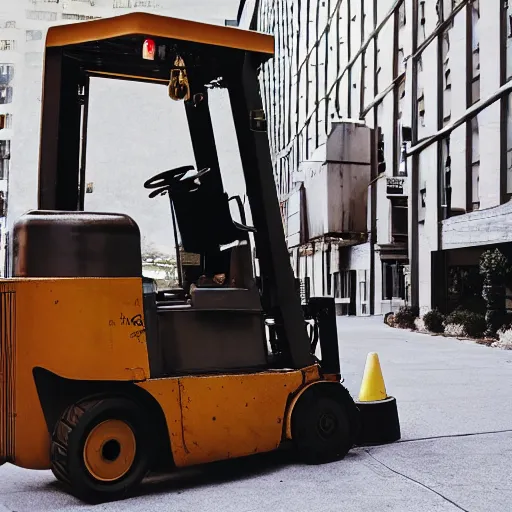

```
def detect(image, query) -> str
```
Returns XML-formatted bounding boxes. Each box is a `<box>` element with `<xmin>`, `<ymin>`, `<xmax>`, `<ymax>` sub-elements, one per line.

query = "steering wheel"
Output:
<box><xmin>144</xmin><ymin>165</ymin><xmax>211</xmax><ymax>197</ymax></box>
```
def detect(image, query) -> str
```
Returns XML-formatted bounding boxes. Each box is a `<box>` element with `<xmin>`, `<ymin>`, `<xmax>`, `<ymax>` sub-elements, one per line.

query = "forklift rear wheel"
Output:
<box><xmin>50</xmin><ymin>397</ymin><xmax>151</xmax><ymax>503</ymax></box>
<box><xmin>291</xmin><ymin>386</ymin><xmax>353</xmax><ymax>464</ymax></box>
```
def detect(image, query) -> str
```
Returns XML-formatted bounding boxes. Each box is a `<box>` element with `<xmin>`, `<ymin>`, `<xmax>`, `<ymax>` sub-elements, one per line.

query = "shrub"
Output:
<box><xmin>445</xmin><ymin>308</ymin><xmax>486</xmax><ymax>338</ymax></box>
<box><xmin>394</xmin><ymin>306</ymin><xmax>419</xmax><ymax>330</ymax></box>
<box><xmin>465</xmin><ymin>313</ymin><xmax>486</xmax><ymax>338</ymax></box>
<box><xmin>445</xmin><ymin>308</ymin><xmax>468</xmax><ymax>325</ymax></box>
<box><xmin>423</xmin><ymin>309</ymin><xmax>445</xmax><ymax>333</ymax></box>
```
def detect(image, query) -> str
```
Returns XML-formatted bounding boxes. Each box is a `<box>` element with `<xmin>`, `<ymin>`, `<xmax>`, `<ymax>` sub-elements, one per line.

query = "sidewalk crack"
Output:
<box><xmin>398</xmin><ymin>429</ymin><xmax>512</xmax><ymax>444</ymax></box>
<box><xmin>364</xmin><ymin>449</ymin><xmax>471</xmax><ymax>512</ymax></box>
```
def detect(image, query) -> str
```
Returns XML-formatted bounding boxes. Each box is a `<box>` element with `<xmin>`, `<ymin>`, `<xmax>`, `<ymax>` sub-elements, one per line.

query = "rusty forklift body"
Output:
<box><xmin>0</xmin><ymin>13</ymin><xmax>359</xmax><ymax>503</ymax></box>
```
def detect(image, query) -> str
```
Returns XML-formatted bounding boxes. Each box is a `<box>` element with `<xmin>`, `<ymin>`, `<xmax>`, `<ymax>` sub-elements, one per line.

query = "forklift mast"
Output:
<box><xmin>33</xmin><ymin>13</ymin><xmax>329</xmax><ymax>370</ymax></box>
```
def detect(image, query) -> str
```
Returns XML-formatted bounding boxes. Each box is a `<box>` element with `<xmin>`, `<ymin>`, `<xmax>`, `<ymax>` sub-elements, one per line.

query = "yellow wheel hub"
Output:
<box><xmin>83</xmin><ymin>419</ymin><xmax>136</xmax><ymax>482</ymax></box>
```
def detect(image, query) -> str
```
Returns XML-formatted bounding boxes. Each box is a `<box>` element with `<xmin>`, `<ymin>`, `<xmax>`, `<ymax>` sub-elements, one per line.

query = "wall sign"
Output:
<box><xmin>386</xmin><ymin>177</ymin><xmax>406</xmax><ymax>196</ymax></box>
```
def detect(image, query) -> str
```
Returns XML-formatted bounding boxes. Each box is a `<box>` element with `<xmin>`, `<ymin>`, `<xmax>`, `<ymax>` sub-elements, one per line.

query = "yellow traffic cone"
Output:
<box><xmin>355</xmin><ymin>352</ymin><xmax>401</xmax><ymax>446</ymax></box>
<box><xmin>358</xmin><ymin>352</ymin><xmax>388</xmax><ymax>402</ymax></box>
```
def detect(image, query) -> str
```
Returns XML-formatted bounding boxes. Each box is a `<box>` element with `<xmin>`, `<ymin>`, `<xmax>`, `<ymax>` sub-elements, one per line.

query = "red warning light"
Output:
<box><xmin>142</xmin><ymin>38</ymin><xmax>156</xmax><ymax>60</ymax></box>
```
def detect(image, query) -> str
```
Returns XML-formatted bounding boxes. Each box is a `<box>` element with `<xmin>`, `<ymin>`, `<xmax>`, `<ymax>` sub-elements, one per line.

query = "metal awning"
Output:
<box><xmin>441</xmin><ymin>201</ymin><xmax>512</xmax><ymax>251</ymax></box>
<box><xmin>376</xmin><ymin>243</ymin><xmax>408</xmax><ymax>260</ymax></box>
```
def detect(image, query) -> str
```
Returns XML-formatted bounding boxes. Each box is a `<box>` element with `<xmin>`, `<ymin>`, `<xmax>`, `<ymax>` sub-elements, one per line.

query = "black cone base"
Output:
<box><xmin>355</xmin><ymin>396</ymin><xmax>401</xmax><ymax>446</ymax></box>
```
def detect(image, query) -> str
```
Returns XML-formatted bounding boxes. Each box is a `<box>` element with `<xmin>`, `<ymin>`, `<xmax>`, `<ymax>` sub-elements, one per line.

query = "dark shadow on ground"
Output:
<box><xmin>43</xmin><ymin>448</ymin><xmax>362</xmax><ymax>506</ymax></box>
<box><xmin>134</xmin><ymin>449</ymin><xmax>362</xmax><ymax>499</ymax></box>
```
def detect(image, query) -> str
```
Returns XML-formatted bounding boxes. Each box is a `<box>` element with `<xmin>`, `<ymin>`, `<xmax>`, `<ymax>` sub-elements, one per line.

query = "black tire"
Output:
<box><xmin>50</xmin><ymin>396</ymin><xmax>151</xmax><ymax>503</ymax></box>
<box><xmin>291</xmin><ymin>385</ymin><xmax>357</xmax><ymax>464</ymax></box>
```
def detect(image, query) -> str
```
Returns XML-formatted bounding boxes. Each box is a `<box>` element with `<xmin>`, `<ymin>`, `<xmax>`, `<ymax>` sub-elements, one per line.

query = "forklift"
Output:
<box><xmin>0</xmin><ymin>13</ymin><xmax>360</xmax><ymax>503</ymax></box>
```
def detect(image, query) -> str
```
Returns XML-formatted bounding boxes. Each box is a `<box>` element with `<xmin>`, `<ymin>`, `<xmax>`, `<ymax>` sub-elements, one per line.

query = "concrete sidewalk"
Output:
<box><xmin>0</xmin><ymin>316</ymin><xmax>511</xmax><ymax>511</ymax></box>
<box><xmin>338</xmin><ymin>316</ymin><xmax>512</xmax><ymax>441</ymax></box>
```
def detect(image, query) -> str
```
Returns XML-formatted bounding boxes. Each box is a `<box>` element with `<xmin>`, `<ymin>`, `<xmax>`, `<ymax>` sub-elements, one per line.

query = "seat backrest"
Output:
<box><xmin>229</xmin><ymin>242</ymin><xmax>255</xmax><ymax>290</ymax></box>
<box><xmin>169</xmin><ymin>169</ymin><xmax>243</xmax><ymax>253</ymax></box>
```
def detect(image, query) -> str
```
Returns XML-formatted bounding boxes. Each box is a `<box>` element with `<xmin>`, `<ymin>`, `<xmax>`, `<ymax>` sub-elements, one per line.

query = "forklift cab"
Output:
<box><xmin>12</xmin><ymin>12</ymin><xmax>333</xmax><ymax>375</ymax></box>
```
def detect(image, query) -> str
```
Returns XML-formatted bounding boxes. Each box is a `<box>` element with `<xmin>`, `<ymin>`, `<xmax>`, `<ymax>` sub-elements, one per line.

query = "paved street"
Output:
<box><xmin>1</xmin><ymin>317</ymin><xmax>511</xmax><ymax>512</ymax></box>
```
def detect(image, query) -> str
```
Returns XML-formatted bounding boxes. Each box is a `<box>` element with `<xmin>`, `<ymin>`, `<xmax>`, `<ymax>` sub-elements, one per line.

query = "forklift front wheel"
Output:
<box><xmin>291</xmin><ymin>387</ymin><xmax>353</xmax><ymax>465</ymax></box>
<box><xmin>50</xmin><ymin>397</ymin><xmax>151</xmax><ymax>503</ymax></box>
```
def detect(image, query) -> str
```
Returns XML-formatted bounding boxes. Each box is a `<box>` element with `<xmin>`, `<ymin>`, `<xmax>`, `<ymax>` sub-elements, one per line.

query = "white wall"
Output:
<box><xmin>347</xmin><ymin>243</ymin><xmax>370</xmax><ymax>270</ymax></box>
<box><xmin>449</xmin><ymin>9</ymin><xmax>467</xmax><ymax>212</ymax></box>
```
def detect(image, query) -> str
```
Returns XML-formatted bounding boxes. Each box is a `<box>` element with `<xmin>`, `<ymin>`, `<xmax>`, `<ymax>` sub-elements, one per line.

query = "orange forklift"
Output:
<box><xmin>0</xmin><ymin>13</ymin><xmax>360</xmax><ymax>503</ymax></box>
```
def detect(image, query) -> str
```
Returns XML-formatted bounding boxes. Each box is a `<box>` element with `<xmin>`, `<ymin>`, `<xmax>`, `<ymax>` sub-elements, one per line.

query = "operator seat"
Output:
<box><xmin>229</xmin><ymin>242</ymin><xmax>255</xmax><ymax>289</ymax></box>
<box><xmin>155</xmin><ymin>239</ymin><xmax>267</xmax><ymax>375</ymax></box>
<box><xmin>190</xmin><ymin>241</ymin><xmax>261</xmax><ymax>311</ymax></box>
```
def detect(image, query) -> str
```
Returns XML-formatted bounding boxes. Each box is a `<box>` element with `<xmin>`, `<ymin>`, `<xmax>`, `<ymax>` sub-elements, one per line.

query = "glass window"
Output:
<box><xmin>396</xmin><ymin>79</ymin><xmax>406</xmax><ymax>175</ymax></box>
<box><xmin>0</xmin><ymin>140</ymin><xmax>10</xmax><ymax>180</ymax></box>
<box><xmin>0</xmin><ymin>158</ymin><xmax>9</xmax><ymax>180</ymax></box>
<box><xmin>1</xmin><ymin>113</ymin><xmax>12</xmax><ymax>130</ymax></box>
<box><xmin>26</xmin><ymin>30</ymin><xmax>43</xmax><ymax>42</ymax></box>
<box><xmin>0</xmin><ymin>86</ymin><xmax>13</xmax><ymax>104</ymax></box>
<box><xmin>471</xmin><ymin>116</ymin><xmax>480</xmax><ymax>210</ymax></box>
<box><xmin>26</xmin><ymin>11</ymin><xmax>58</xmax><ymax>21</ymax></box>
<box><xmin>0</xmin><ymin>191</ymin><xmax>5</xmax><ymax>217</ymax></box>
<box><xmin>442</xmin><ymin>30</ymin><xmax>451</xmax><ymax>124</ymax></box>
<box><xmin>506</xmin><ymin>95</ymin><xmax>512</xmax><ymax>196</ymax></box>
<box><xmin>418</xmin><ymin>1</ymin><xmax>426</xmax><ymax>45</ymax></box>
<box><xmin>471</xmin><ymin>0</ymin><xmax>480</xmax><ymax>104</ymax></box>
<box><xmin>377</xmin><ymin>127</ymin><xmax>386</xmax><ymax>174</ymax></box>
<box><xmin>133</xmin><ymin>0</ymin><xmax>160</xmax><ymax>7</ymax></box>
<box><xmin>333</xmin><ymin>270</ymin><xmax>351</xmax><ymax>299</ymax></box>
<box><xmin>61</xmin><ymin>14</ymin><xmax>101</xmax><ymax>21</ymax></box>
<box><xmin>399</xmin><ymin>2</ymin><xmax>406</xmax><ymax>27</ymax></box>
<box><xmin>0</xmin><ymin>65</ymin><xmax>14</xmax><ymax>86</ymax></box>
<box><xmin>507</xmin><ymin>1</ymin><xmax>512</xmax><ymax>80</ymax></box>
<box><xmin>382</xmin><ymin>261</ymin><xmax>406</xmax><ymax>300</ymax></box>
<box><xmin>0</xmin><ymin>140</ymin><xmax>10</xmax><ymax>159</ymax></box>
<box><xmin>390</xmin><ymin>197</ymin><xmax>408</xmax><ymax>244</ymax></box>
<box><xmin>0</xmin><ymin>40</ymin><xmax>16</xmax><ymax>51</ymax></box>
<box><xmin>441</xmin><ymin>136</ymin><xmax>451</xmax><ymax>210</ymax></box>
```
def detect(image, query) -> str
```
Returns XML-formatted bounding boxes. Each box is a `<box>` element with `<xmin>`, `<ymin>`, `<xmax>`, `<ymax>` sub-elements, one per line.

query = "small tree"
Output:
<box><xmin>479</xmin><ymin>249</ymin><xmax>510</xmax><ymax>337</ymax></box>
<box><xmin>423</xmin><ymin>309</ymin><xmax>445</xmax><ymax>333</ymax></box>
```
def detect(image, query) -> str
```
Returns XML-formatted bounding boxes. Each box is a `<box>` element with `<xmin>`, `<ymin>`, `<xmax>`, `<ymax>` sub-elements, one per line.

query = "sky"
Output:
<box><xmin>1</xmin><ymin>0</ymin><xmax>246</xmax><ymax>258</ymax></box>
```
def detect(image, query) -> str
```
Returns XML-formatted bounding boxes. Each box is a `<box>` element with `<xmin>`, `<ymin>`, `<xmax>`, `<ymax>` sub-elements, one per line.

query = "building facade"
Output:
<box><xmin>0</xmin><ymin>0</ymin><xmax>240</xmax><ymax>276</ymax></box>
<box><xmin>239</xmin><ymin>0</ymin><xmax>512</xmax><ymax>316</ymax></box>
